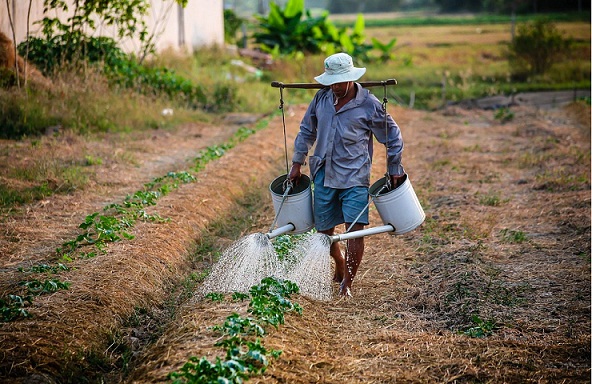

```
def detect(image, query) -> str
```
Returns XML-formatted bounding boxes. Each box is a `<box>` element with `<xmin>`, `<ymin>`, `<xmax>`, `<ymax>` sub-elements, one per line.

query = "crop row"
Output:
<box><xmin>0</xmin><ymin>124</ymin><xmax>265</xmax><ymax>322</ymax></box>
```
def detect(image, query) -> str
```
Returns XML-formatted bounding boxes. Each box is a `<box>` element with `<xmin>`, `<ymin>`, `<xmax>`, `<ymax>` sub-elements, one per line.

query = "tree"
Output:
<box><xmin>507</xmin><ymin>19</ymin><xmax>572</xmax><ymax>75</ymax></box>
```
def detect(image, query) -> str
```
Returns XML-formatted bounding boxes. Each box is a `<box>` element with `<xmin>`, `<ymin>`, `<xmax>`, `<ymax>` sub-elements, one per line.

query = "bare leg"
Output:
<box><xmin>339</xmin><ymin>223</ymin><xmax>365</xmax><ymax>296</ymax></box>
<box><xmin>319</xmin><ymin>227</ymin><xmax>345</xmax><ymax>283</ymax></box>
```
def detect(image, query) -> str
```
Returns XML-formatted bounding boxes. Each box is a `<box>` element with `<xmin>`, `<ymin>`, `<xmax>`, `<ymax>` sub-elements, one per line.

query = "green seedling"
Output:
<box><xmin>170</xmin><ymin>356</ymin><xmax>248</xmax><ymax>384</ymax></box>
<box><xmin>463</xmin><ymin>314</ymin><xmax>498</xmax><ymax>338</ymax></box>
<box><xmin>193</xmin><ymin>144</ymin><xmax>232</xmax><ymax>173</ymax></box>
<box><xmin>0</xmin><ymin>295</ymin><xmax>32</xmax><ymax>322</ymax></box>
<box><xmin>18</xmin><ymin>263</ymin><xmax>70</xmax><ymax>274</ymax></box>
<box><xmin>19</xmin><ymin>278</ymin><xmax>71</xmax><ymax>295</ymax></box>
<box><xmin>212</xmin><ymin>313</ymin><xmax>266</xmax><ymax>338</ymax></box>
<box><xmin>232</xmin><ymin>292</ymin><xmax>250</xmax><ymax>302</ymax></box>
<box><xmin>205</xmin><ymin>292</ymin><xmax>225</xmax><ymax>302</ymax></box>
<box><xmin>272</xmin><ymin>235</ymin><xmax>294</xmax><ymax>259</ymax></box>
<box><xmin>170</xmin><ymin>277</ymin><xmax>300</xmax><ymax>383</ymax></box>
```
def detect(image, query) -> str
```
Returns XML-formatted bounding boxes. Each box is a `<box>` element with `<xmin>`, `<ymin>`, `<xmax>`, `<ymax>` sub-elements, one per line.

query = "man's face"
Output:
<box><xmin>330</xmin><ymin>81</ymin><xmax>351</xmax><ymax>98</ymax></box>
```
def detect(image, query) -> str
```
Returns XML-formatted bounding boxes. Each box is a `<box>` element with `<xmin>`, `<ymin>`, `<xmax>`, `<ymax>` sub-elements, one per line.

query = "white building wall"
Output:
<box><xmin>0</xmin><ymin>1</ymin><xmax>45</xmax><ymax>43</ymax></box>
<box><xmin>0</xmin><ymin>0</ymin><xmax>223</xmax><ymax>54</ymax></box>
<box><xmin>186</xmin><ymin>0</ymin><xmax>224</xmax><ymax>48</ymax></box>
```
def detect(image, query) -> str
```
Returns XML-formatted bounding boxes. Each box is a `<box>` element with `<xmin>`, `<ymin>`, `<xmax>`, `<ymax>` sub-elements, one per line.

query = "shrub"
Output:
<box><xmin>0</xmin><ymin>92</ymin><xmax>60</xmax><ymax>138</ymax></box>
<box><xmin>18</xmin><ymin>34</ymin><xmax>126</xmax><ymax>76</ymax></box>
<box><xmin>508</xmin><ymin>19</ymin><xmax>572</xmax><ymax>76</ymax></box>
<box><xmin>224</xmin><ymin>9</ymin><xmax>245</xmax><ymax>45</ymax></box>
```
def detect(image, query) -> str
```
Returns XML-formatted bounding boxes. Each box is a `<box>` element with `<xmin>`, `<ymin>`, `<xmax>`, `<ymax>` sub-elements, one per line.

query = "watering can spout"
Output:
<box><xmin>266</xmin><ymin>223</ymin><xmax>296</xmax><ymax>240</ymax></box>
<box><xmin>329</xmin><ymin>224</ymin><xmax>395</xmax><ymax>244</ymax></box>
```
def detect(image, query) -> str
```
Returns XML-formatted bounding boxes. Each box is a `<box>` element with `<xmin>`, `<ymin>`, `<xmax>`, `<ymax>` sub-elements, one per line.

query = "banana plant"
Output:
<box><xmin>372</xmin><ymin>37</ymin><xmax>398</xmax><ymax>63</ymax></box>
<box><xmin>252</xmin><ymin>0</ymin><xmax>371</xmax><ymax>58</ymax></box>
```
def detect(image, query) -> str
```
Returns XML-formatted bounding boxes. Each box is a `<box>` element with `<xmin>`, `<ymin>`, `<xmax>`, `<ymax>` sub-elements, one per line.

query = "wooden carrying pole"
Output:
<box><xmin>271</xmin><ymin>79</ymin><xmax>397</xmax><ymax>89</ymax></box>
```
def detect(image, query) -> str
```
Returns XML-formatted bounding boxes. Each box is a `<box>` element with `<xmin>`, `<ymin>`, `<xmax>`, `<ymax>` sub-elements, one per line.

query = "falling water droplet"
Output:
<box><xmin>199</xmin><ymin>232</ymin><xmax>334</xmax><ymax>301</ymax></box>
<box><xmin>200</xmin><ymin>233</ymin><xmax>283</xmax><ymax>295</ymax></box>
<box><xmin>284</xmin><ymin>233</ymin><xmax>333</xmax><ymax>301</ymax></box>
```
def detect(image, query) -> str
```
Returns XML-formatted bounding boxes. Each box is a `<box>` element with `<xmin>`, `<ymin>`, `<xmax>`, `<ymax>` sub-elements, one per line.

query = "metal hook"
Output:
<box><xmin>282</xmin><ymin>177</ymin><xmax>293</xmax><ymax>193</ymax></box>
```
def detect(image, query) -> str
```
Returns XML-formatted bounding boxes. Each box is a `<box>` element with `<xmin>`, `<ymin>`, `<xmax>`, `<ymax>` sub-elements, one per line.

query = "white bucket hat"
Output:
<box><xmin>314</xmin><ymin>53</ymin><xmax>366</xmax><ymax>86</ymax></box>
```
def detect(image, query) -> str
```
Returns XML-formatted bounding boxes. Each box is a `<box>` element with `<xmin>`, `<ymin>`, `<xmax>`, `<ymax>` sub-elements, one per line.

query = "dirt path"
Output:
<box><xmin>0</xmin><ymin>101</ymin><xmax>590</xmax><ymax>383</ymax></box>
<box><xmin>0</xmin><ymin>119</ymin><xmax>242</xmax><ymax>268</ymax></box>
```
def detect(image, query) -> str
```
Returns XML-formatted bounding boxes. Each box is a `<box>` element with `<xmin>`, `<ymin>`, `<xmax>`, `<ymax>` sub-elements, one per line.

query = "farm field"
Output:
<box><xmin>0</xmin><ymin>95</ymin><xmax>589</xmax><ymax>382</ymax></box>
<box><xmin>0</xmin><ymin>14</ymin><xmax>590</xmax><ymax>384</ymax></box>
<box><xmin>377</xmin><ymin>21</ymin><xmax>590</xmax><ymax>69</ymax></box>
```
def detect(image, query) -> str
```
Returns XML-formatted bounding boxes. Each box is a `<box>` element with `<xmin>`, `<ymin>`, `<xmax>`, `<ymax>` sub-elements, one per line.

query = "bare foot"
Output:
<box><xmin>339</xmin><ymin>281</ymin><xmax>353</xmax><ymax>297</ymax></box>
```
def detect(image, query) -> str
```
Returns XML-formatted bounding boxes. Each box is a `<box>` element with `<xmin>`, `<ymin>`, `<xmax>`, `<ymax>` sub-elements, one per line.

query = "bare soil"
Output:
<box><xmin>0</xmin><ymin>101</ymin><xmax>590</xmax><ymax>383</ymax></box>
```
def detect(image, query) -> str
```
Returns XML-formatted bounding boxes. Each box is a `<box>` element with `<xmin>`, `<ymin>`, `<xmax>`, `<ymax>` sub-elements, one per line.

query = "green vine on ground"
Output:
<box><xmin>0</xmin><ymin>261</ymin><xmax>73</xmax><ymax>322</ymax></box>
<box><xmin>169</xmin><ymin>277</ymin><xmax>302</xmax><ymax>383</ymax></box>
<box><xmin>0</xmin><ymin>119</ymin><xmax>270</xmax><ymax>322</ymax></box>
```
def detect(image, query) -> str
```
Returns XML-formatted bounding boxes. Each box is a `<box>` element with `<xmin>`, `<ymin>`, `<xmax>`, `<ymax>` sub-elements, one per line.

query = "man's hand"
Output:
<box><xmin>390</xmin><ymin>173</ymin><xmax>406</xmax><ymax>190</ymax></box>
<box><xmin>288</xmin><ymin>162</ymin><xmax>302</xmax><ymax>185</ymax></box>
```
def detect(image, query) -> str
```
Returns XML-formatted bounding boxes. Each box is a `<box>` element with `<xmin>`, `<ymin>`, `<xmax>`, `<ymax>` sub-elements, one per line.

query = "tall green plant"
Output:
<box><xmin>252</xmin><ymin>0</ymin><xmax>372</xmax><ymax>60</ymax></box>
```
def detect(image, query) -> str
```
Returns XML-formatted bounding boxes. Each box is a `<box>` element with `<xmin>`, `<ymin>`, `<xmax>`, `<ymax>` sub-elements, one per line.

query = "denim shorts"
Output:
<box><xmin>313</xmin><ymin>166</ymin><xmax>369</xmax><ymax>231</ymax></box>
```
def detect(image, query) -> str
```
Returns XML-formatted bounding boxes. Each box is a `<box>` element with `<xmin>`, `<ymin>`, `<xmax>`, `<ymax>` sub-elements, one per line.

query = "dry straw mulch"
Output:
<box><xmin>0</xmin><ymin>109</ymin><xmax>298</xmax><ymax>382</ymax></box>
<box><xmin>1</xmin><ymin>101</ymin><xmax>590</xmax><ymax>383</ymax></box>
<box><xmin>129</xmin><ymin>104</ymin><xmax>589</xmax><ymax>383</ymax></box>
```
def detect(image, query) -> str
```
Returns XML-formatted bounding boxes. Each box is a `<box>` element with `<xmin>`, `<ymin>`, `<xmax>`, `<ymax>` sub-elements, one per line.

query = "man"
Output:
<box><xmin>288</xmin><ymin>52</ymin><xmax>405</xmax><ymax>297</ymax></box>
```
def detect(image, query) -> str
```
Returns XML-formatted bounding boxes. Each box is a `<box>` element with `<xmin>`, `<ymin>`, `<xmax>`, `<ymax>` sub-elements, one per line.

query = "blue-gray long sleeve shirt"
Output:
<box><xmin>292</xmin><ymin>83</ymin><xmax>404</xmax><ymax>189</ymax></box>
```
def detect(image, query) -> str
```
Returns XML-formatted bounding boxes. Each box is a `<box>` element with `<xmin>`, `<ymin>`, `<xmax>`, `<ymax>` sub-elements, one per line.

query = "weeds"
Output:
<box><xmin>499</xmin><ymin>228</ymin><xmax>528</xmax><ymax>243</ymax></box>
<box><xmin>478</xmin><ymin>191</ymin><xmax>506</xmax><ymax>206</ymax></box>
<box><xmin>494</xmin><ymin>107</ymin><xmax>514</xmax><ymax>123</ymax></box>
<box><xmin>411</xmin><ymin>241</ymin><xmax>530</xmax><ymax>334</ymax></box>
<box><xmin>1</xmin><ymin>157</ymin><xmax>92</xmax><ymax>207</ymax></box>
<box><xmin>534</xmin><ymin>168</ymin><xmax>590</xmax><ymax>192</ymax></box>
